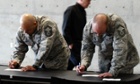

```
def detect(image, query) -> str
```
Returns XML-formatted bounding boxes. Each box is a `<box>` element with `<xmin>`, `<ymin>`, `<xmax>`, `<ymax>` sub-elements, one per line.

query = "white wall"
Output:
<box><xmin>0</xmin><ymin>0</ymin><xmax>139</xmax><ymax>73</ymax></box>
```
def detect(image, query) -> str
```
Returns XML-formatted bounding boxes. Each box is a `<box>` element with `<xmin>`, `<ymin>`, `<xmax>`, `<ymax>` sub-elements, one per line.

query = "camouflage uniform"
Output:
<box><xmin>13</xmin><ymin>15</ymin><xmax>70</xmax><ymax>70</ymax></box>
<box><xmin>81</xmin><ymin>13</ymin><xmax>139</xmax><ymax>77</ymax></box>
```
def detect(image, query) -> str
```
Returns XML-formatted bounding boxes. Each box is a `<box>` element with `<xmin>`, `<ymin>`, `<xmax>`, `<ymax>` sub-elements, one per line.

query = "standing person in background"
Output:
<box><xmin>62</xmin><ymin>0</ymin><xmax>91</xmax><ymax>70</ymax></box>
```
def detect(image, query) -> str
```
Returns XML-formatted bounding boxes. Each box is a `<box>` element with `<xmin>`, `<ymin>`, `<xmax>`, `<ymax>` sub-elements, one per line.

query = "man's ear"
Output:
<box><xmin>33</xmin><ymin>22</ymin><xmax>37</xmax><ymax>25</ymax></box>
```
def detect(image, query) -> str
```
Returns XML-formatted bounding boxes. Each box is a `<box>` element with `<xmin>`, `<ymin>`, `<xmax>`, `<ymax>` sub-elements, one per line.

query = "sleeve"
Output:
<box><xmin>13</xmin><ymin>30</ymin><xmax>28</xmax><ymax>65</ymax></box>
<box><xmin>62</xmin><ymin>7</ymin><xmax>73</xmax><ymax>45</ymax></box>
<box><xmin>81</xmin><ymin>22</ymin><xmax>95</xmax><ymax>68</ymax></box>
<box><xmin>32</xmin><ymin>22</ymin><xmax>57</xmax><ymax>68</ymax></box>
<box><xmin>109</xmin><ymin>21</ymin><xmax>129</xmax><ymax>77</ymax></box>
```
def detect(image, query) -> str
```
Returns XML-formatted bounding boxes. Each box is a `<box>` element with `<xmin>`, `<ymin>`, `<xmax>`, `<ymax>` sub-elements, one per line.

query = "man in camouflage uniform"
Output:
<box><xmin>9</xmin><ymin>14</ymin><xmax>70</xmax><ymax>71</ymax></box>
<box><xmin>76</xmin><ymin>13</ymin><xmax>139</xmax><ymax>77</ymax></box>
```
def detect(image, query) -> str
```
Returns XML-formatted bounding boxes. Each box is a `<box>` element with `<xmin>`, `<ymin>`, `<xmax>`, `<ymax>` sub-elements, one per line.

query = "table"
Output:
<box><xmin>0</xmin><ymin>65</ymin><xmax>140</xmax><ymax>84</ymax></box>
<box><xmin>51</xmin><ymin>71</ymin><xmax>140</xmax><ymax>84</ymax></box>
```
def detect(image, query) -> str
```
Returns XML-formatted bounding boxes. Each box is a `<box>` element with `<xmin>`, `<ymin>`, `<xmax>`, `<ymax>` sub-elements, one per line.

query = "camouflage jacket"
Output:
<box><xmin>81</xmin><ymin>13</ymin><xmax>139</xmax><ymax>77</ymax></box>
<box><xmin>13</xmin><ymin>16</ymin><xmax>70</xmax><ymax>70</ymax></box>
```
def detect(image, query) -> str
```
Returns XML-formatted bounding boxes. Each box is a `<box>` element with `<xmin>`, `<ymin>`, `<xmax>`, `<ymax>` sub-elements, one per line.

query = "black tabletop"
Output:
<box><xmin>0</xmin><ymin>65</ymin><xmax>140</xmax><ymax>83</ymax></box>
<box><xmin>53</xmin><ymin>71</ymin><xmax>140</xmax><ymax>84</ymax></box>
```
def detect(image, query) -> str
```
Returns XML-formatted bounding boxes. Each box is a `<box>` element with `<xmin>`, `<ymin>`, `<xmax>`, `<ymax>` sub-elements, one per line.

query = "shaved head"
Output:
<box><xmin>20</xmin><ymin>14</ymin><xmax>36</xmax><ymax>26</ymax></box>
<box><xmin>94</xmin><ymin>13</ymin><xmax>108</xmax><ymax>25</ymax></box>
<box><xmin>20</xmin><ymin>14</ymin><xmax>37</xmax><ymax>35</ymax></box>
<box><xmin>92</xmin><ymin>13</ymin><xmax>108</xmax><ymax>36</ymax></box>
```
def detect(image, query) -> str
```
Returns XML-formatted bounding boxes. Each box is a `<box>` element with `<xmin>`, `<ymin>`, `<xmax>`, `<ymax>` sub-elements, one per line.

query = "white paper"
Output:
<box><xmin>82</xmin><ymin>74</ymin><xmax>99</xmax><ymax>77</ymax></box>
<box><xmin>103</xmin><ymin>78</ymin><xmax>121</xmax><ymax>81</ymax></box>
<box><xmin>5</xmin><ymin>68</ymin><xmax>22</xmax><ymax>71</ymax></box>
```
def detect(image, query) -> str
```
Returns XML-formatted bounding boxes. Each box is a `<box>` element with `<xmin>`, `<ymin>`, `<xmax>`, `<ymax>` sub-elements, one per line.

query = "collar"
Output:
<box><xmin>76</xmin><ymin>3</ymin><xmax>85</xmax><ymax>11</ymax></box>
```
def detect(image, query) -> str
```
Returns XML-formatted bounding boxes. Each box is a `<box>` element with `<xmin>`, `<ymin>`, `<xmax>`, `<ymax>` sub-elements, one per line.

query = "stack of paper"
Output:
<box><xmin>103</xmin><ymin>78</ymin><xmax>121</xmax><ymax>81</ymax></box>
<box><xmin>5</xmin><ymin>68</ymin><xmax>22</xmax><ymax>71</ymax></box>
<box><xmin>82</xmin><ymin>74</ymin><xmax>99</xmax><ymax>77</ymax></box>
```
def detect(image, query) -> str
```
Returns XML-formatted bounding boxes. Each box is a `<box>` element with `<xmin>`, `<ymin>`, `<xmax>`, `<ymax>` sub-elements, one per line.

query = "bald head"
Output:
<box><xmin>94</xmin><ymin>13</ymin><xmax>108</xmax><ymax>24</ymax></box>
<box><xmin>92</xmin><ymin>13</ymin><xmax>108</xmax><ymax>36</ymax></box>
<box><xmin>77</xmin><ymin>0</ymin><xmax>91</xmax><ymax>8</ymax></box>
<box><xmin>20</xmin><ymin>14</ymin><xmax>37</xmax><ymax>35</ymax></box>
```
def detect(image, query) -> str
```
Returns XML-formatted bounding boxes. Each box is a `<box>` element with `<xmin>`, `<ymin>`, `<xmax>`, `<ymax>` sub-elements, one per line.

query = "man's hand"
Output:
<box><xmin>9</xmin><ymin>60</ymin><xmax>19</xmax><ymax>69</ymax></box>
<box><xmin>99</xmin><ymin>72</ymin><xmax>113</xmax><ymax>78</ymax></box>
<box><xmin>69</xmin><ymin>44</ymin><xmax>73</xmax><ymax>49</ymax></box>
<box><xmin>21</xmin><ymin>65</ymin><xmax>36</xmax><ymax>72</ymax></box>
<box><xmin>76</xmin><ymin>65</ymin><xmax>86</xmax><ymax>74</ymax></box>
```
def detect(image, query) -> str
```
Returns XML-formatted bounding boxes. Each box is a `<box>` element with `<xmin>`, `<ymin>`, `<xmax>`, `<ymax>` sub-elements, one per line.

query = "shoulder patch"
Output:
<box><xmin>44</xmin><ymin>26</ymin><xmax>52</xmax><ymax>37</ymax></box>
<box><xmin>118</xmin><ymin>29</ymin><xmax>125</xmax><ymax>37</ymax></box>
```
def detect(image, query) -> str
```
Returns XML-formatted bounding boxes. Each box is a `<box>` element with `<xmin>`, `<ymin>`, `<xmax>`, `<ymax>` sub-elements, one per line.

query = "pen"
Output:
<box><xmin>77</xmin><ymin>63</ymin><xmax>81</xmax><ymax>75</ymax></box>
<box><xmin>78</xmin><ymin>63</ymin><xmax>81</xmax><ymax>68</ymax></box>
<box><xmin>10</xmin><ymin>55</ymin><xmax>13</xmax><ymax>61</ymax></box>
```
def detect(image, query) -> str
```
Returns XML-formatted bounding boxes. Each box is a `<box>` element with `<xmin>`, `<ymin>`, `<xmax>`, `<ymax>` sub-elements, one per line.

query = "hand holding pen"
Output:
<box><xmin>76</xmin><ymin>63</ymin><xmax>86</xmax><ymax>75</ymax></box>
<box><xmin>9</xmin><ymin>55</ymin><xmax>19</xmax><ymax>69</ymax></box>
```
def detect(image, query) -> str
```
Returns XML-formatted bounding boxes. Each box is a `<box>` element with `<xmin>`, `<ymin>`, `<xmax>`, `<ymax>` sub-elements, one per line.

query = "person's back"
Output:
<box><xmin>97</xmin><ymin>14</ymin><xmax>139</xmax><ymax>75</ymax></box>
<box><xmin>34</xmin><ymin>16</ymin><xmax>70</xmax><ymax>69</ymax></box>
<box><xmin>62</xmin><ymin>3</ymin><xmax>86</xmax><ymax>42</ymax></box>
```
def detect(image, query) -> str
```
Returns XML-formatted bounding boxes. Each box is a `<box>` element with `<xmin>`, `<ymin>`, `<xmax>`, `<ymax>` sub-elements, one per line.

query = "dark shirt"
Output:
<box><xmin>62</xmin><ymin>3</ymin><xmax>86</xmax><ymax>45</ymax></box>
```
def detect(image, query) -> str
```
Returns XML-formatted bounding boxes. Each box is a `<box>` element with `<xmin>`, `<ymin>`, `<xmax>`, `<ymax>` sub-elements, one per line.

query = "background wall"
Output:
<box><xmin>0</xmin><ymin>0</ymin><xmax>140</xmax><ymax>73</ymax></box>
